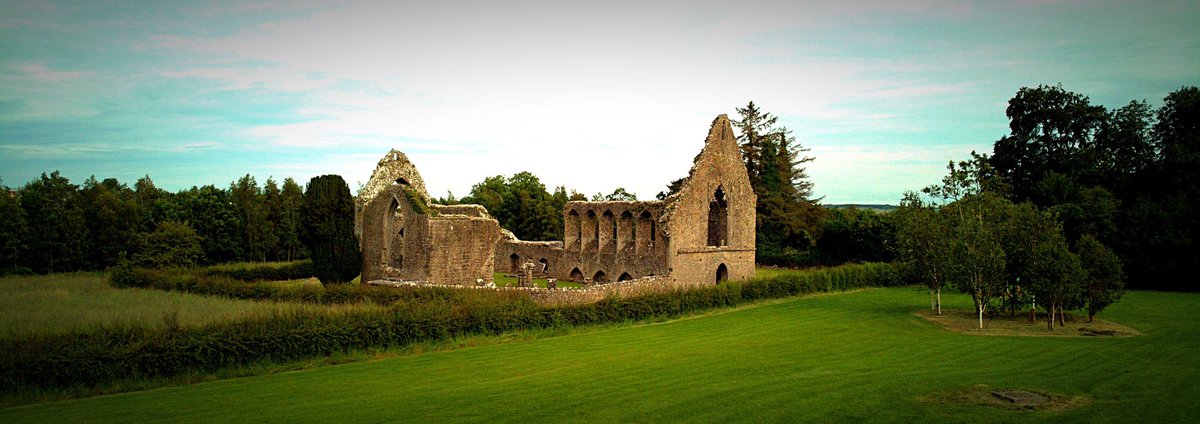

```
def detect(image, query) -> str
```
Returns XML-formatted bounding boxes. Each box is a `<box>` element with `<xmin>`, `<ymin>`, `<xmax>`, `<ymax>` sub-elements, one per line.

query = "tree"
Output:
<box><xmin>733</xmin><ymin>103</ymin><xmax>823</xmax><ymax>267</ymax></box>
<box><xmin>133</xmin><ymin>220</ymin><xmax>203</xmax><ymax>268</ymax></box>
<box><xmin>656</xmin><ymin>177</ymin><xmax>685</xmax><ymax>200</ymax></box>
<box><xmin>300</xmin><ymin>175</ymin><xmax>361</xmax><ymax>284</ymax></box>
<box><xmin>943</xmin><ymin>193</ymin><xmax>1008</xmax><ymax>329</ymax></box>
<box><xmin>79</xmin><ymin>177</ymin><xmax>141</xmax><ymax>269</ymax></box>
<box><xmin>0</xmin><ymin>180</ymin><xmax>29</xmax><ymax>274</ymax></box>
<box><xmin>133</xmin><ymin>175</ymin><xmax>167</xmax><ymax>232</ymax></box>
<box><xmin>1025</xmin><ymin>227</ymin><xmax>1085</xmax><ymax>331</ymax></box>
<box><xmin>593</xmin><ymin>187</ymin><xmax>637</xmax><ymax>201</ymax></box>
<box><xmin>175</xmin><ymin>185</ymin><xmax>243</xmax><ymax>264</ymax></box>
<box><xmin>1076</xmin><ymin>235</ymin><xmax>1125</xmax><ymax>322</ymax></box>
<box><xmin>230</xmin><ymin>175</ymin><xmax>273</xmax><ymax>262</ymax></box>
<box><xmin>278</xmin><ymin>178</ymin><xmax>306</xmax><ymax>261</ymax></box>
<box><xmin>19</xmin><ymin>171</ymin><xmax>88</xmax><ymax>273</ymax></box>
<box><xmin>990</xmin><ymin>84</ymin><xmax>1107</xmax><ymax>202</ymax></box>
<box><xmin>461</xmin><ymin>172</ymin><xmax>566</xmax><ymax>241</ymax></box>
<box><xmin>733</xmin><ymin>101</ymin><xmax>778</xmax><ymax>185</ymax></box>
<box><xmin>894</xmin><ymin>191</ymin><xmax>952</xmax><ymax>314</ymax></box>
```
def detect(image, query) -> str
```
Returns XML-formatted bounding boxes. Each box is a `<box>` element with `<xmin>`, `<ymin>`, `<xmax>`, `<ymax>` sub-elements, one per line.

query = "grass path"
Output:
<box><xmin>3</xmin><ymin>288</ymin><xmax>1197</xmax><ymax>423</ymax></box>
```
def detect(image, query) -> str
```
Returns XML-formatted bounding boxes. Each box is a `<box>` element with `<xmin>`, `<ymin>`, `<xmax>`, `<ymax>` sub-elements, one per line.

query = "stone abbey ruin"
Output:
<box><xmin>356</xmin><ymin>114</ymin><xmax>755</xmax><ymax>291</ymax></box>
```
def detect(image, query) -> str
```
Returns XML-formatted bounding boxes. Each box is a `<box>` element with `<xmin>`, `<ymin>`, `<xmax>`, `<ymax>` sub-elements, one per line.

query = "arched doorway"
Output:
<box><xmin>569</xmin><ymin>268</ymin><xmax>583</xmax><ymax>283</ymax></box>
<box><xmin>716</xmin><ymin>263</ymin><xmax>728</xmax><ymax>284</ymax></box>
<box><xmin>593</xmin><ymin>270</ymin><xmax>608</xmax><ymax>284</ymax></box>
<box><xmin>618</xmin><ymin>272</ymin><xmax>633</xmax><ymax>282</ymax></box>
<box><xmin>509</xmin><ymin>253</ymin><xmax>520</xmax><ymax>274</ymax></box>
<box><xmin>538</xmin><ymin>258</ymin><xmax>549</xmax><ymax>274</ymax></box>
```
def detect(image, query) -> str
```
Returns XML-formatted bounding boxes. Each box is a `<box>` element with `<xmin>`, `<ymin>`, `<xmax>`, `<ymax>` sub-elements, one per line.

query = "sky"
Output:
<box><xmin>1</xmin><ymin>1</ymin><xmax>1197</xmax><ymax>204</ymax></box>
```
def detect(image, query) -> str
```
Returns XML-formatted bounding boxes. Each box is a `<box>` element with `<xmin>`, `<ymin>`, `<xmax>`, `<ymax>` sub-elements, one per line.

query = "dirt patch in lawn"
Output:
<box><xmin>916</xmin><ymin>308</ymin><xmax>1141</xmax><ymax>337</ymax></box>
<box><xmin>919</xmin><ymin>384</ymin><xmax>1089</xmax><ymax>412</ymax></box>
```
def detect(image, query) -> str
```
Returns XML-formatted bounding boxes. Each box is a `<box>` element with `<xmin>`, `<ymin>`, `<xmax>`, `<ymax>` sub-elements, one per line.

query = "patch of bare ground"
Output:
<box><xmin>915</xmin><ymin>308</ymin><xmax>1141</xmax><ymax>337</ymax></box>
<box><xmin>919</xmin><ymin>384</ymin><xmax>1090</xmax><ymax>412</ymax></box>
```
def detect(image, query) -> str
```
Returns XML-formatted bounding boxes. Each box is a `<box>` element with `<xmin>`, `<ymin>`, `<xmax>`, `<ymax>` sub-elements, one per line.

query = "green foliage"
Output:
<box><xmin>200</xmin><ymin>260</ymin><xmax>315</xmax><ymax>282</ymax></box>
<box><xmin>731</xmin><ymin>101</ymin><xmax>823</xmax><ymax>267</ymax></box>
<box><xmin>902</xmin><ymin>159</ymin><xmax>1092</xmax><ymax>328</ymax></box>
<box><xmin>814</xmin><ymin>207</ymin><xmax>895</xmax><ymax>265</ymax></box>
<box><xmin>230</xmin><ymin>175</ymin><xmax>274</xmax><ymax>262</ymax></box>
<box><xmin>300</xmin><ymin>175</ymin><xmax>361</xmax><ymax>285</ymax></box>
<box><xmin>0</xmin><ymin>184</ymin><xmax>29</xmax><ymax>274</ymax></box>
<box><xmin>987</xmin><ymin>85</ymin><xmax>1200</xmax><ymax>291</ymax></box>
<box><xmin>1024</xmin><ymin>219</ymin><xmax>1085</xmax><ymax>330</ymax></box>
<box><xmin>132</xmin><ymin>220</ymin><xmax>203</xmax><ymax>269</ymax></box>
<box><xmin>461</xmin><ymin>172</ymin><xmax>567</xmax><ymax>241</ymax></box>
<box><xmin>1076</xmin><ymin>235</ymin><xmax>1125</xmax><ymax>321</ymax></box>
<box><xmin>276</xmin><ymin>178</ymin><xmax>307</xmax><ymax>262</ymax></box>
<box><xmin>591</xmin><ymin>187</ymin><xmax>637</xmax><ymax>201</ymax></box>
<box><xmin>79</xmin><ymin>177</ymin><xmax>142</xmax><ymax>270</ymax></box>
<box><xmin>18</xmin><ymin>171</ymin><xmax>88</xmax><ymax>273</ymax></box>
<box><xmin>894</xmin><ymin>192</ymin><xmax>952</xmax><ymax>301</ymax></box>
<box><xmin>172</xmin><ymin>185</ymin><xmax>245</xmax><ymax>264</ymax></box>
<box><xmin>8</xmin><ymin>263</ymin><xmax>899</xmax><ymax>395</ymax></box>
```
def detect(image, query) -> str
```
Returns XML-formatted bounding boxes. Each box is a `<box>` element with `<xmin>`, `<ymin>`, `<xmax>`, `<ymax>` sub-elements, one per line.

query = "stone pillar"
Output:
<box><xmin>518</xmin><ymin>262</ymin><xmax>534</xmax><ymax>288</ymax></box>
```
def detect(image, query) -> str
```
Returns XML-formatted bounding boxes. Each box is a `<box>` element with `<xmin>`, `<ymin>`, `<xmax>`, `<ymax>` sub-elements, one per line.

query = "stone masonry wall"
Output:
<box><xmin>663</xmin><ymin>114</ymin><xmax>757</xmax><ymax>283</ymax></box>
<box><xmin>426</xmin><ymin>216</ymin><xmax>501</xmax><ymax>286</ymax></box>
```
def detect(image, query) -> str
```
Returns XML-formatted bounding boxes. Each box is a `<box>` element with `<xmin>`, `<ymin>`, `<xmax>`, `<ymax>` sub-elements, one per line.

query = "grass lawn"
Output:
<box><xmin>0</xmin><ymin>273</ymin><xmax>379</xmax><ymax>337</ymax></box>
<box><xmin>3</xmin><ymin>287</ymin><xmax>1196</xmax><ymax>423</ymax></box>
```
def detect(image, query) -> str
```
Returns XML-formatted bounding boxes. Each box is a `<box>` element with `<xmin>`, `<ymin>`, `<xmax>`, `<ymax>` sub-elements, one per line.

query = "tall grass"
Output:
<box><xmin>0</xmin><ymin>273</ymin><xmax>380</xmax><ymax>338</ymax></box>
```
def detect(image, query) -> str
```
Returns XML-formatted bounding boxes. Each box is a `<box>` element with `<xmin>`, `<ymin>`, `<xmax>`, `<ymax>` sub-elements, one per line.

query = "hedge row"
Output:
<box><xmin>198</xmin><ymin>261</ymin><xmax>315</xmax><ymax>282</ymax></box>
<box><xmin>2</xmin><ymin>262</ymin><xmax>900</xmax><ymax>395</ymax></box>
<box><xmin>110</xmin><ymin>265</ymin><xmax>469</xmax><ymax>305</ymax></box>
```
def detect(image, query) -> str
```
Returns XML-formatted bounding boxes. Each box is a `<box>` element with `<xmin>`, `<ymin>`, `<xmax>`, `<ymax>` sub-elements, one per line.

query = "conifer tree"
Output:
<box><xmin>300</xmin><ymin>175</ymin><xmax>361</xmax><ymax>284</ymax></box>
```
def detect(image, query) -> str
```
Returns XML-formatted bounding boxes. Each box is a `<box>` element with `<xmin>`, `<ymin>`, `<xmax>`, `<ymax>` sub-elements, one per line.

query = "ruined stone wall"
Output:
<box><xmin>359</xmin><ymin>150</ymin><xmax>501</xmax><ymax>286</ymax></box>
<box><xmin>662</xmin><ymin>114</ymin><xmax>757</xmax><ymax>284</ymax></box>
<box><xmin>557</xmin><ymin>200</ymin><xmax>670</xmax><ymax>283</ymax></box>
<box><xmin>426</xmin><ymin>216</ymin><xmax>501</xmax><ymax>285</ymax></box>
<box><xmin>432</xmin><ymin>204</ymin><xmax>490</xmax><ymax>218</ymax></box>
<box><xmin>496</xmin><ymin>240</ymin><xmax>563</xmax><ymax>276</ymax></box>
<box><xmin>361</xmin><ymin>185</ymin><xmax>431</xmax><ymax>283</ymax></box>
<box><xmin>369</xmin><ymin>275</ymin><xmax>703</xmax><ymax>307</ymax></box>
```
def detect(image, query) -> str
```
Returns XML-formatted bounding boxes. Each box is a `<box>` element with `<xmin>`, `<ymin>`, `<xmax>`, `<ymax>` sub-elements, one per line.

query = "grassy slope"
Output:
<box><xmin>3</xmin><ymin>288</ymin><xmax>1196</xmax><ymax>423</ymax></box>
<box><xmin>0</xmin><ymin>273</ymin><xmax>377</xmax><ymax>337</ymax></box>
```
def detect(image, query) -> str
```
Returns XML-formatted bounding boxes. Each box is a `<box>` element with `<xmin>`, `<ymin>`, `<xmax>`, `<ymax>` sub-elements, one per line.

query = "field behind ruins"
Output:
<box><xmin>4</xmin><ymin>287</ymin><xmax>1197</xmax><ymax>423</ymax></box>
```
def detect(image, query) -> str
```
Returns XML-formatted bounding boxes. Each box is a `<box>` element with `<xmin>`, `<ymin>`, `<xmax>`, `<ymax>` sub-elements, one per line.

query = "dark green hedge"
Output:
<box><xmin>110</xmin><ymin>265</ymin><xmax>467</xmax><ymax>305</ymax></box>
<box><xmin>3</xmin><ymin>262</ymin><xmax>899</xmax><ymax>395</ymax></box>
<box><xmin>199</xmin><ymin>261</ymin><xmax>315</xmax><ymax>282</ymax></box>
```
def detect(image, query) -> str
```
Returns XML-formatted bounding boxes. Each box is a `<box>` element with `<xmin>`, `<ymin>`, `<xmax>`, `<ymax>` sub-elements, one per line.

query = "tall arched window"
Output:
<box><xmin>707</xmin><ymin>186</ymin><xmax>728</xmax><ymax>247</ymax></box>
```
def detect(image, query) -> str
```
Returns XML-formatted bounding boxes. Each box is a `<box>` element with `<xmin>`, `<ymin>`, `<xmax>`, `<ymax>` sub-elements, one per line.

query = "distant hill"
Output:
<box><xmin>825</xmin><ymin>204</ymin><xmax>897</xmax><ymax>213</ymax></box>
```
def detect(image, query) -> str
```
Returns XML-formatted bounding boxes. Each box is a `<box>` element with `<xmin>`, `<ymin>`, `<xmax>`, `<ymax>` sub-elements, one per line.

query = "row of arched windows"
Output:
<box><xmin>564</xmin><ymin>209</ymin><xmax>656</xmax><ymax>252</ymax></box>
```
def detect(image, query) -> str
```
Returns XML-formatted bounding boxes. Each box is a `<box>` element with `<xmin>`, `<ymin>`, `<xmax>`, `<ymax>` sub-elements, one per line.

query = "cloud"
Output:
<box><xmin>14</xmin><ymin>64</ymin><xmax>90</xmax><ymax>81</ymax></box>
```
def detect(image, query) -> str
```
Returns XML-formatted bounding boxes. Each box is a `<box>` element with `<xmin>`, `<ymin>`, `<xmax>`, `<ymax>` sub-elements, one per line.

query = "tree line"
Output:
<box><xmin>0</xmin><ymin>173</ymin><xmax>308</xmax><ymax>274</ymax></box>
<box><xmin>983</xmin><ymin>85</ymin><xmax>1200</xmax><ymax>291</ymax></box>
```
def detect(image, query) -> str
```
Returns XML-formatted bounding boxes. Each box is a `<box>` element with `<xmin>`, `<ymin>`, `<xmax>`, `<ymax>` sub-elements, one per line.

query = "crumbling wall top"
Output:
<box><xmin>355</xmin><ymin>149</ymin><xmax>432</xmax><ymax>237</ymax></box>
<box><xmin>358</xmin><ymin>149</ymin><xmax>431</xmax><ymax>208</ymax></box>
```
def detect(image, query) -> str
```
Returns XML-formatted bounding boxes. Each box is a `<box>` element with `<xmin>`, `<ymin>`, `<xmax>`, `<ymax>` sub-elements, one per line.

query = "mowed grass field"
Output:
<box><xmin>3</xmin><ymin>287</ymin><xmax>1196</xmax><ymax>423</ymax></box>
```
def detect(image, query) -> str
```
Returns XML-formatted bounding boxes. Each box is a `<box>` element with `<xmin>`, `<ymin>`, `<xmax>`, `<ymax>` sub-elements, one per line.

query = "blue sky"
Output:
<box><xmin>1</xmin><ymin>0</ymin><xmax>1197</xmax><ymax>203</ymax></box>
